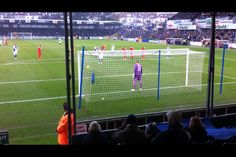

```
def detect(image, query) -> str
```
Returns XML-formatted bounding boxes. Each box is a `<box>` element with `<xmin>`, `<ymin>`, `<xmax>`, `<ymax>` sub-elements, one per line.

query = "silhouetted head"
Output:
<box><xmin>189</xmin><ymin>116</ymin><xmax>204</xmax><ymax>129</ymax></box>
<box><xmin>88</xmin><ymin>121</ymin><xmax>101</xmax><ymax>133</ymax></box>
<box><xmin>166</xmin><ymin>111</ymin><xmax>182</xmax><ymax>127</ymax></box>
<box><xmin>63</xmin><ymin>102</ymin><xmax>68</xmax><ymax>111</ymax></box>
<box><xmin>145</xmin><ymin>122</ymin><xmax>160</xmax><ymax>138</ymax></box>
<box><xmin>125</xmin><ymin>114</ymin><xmax>137</xmax><ymax>125</ymax></box>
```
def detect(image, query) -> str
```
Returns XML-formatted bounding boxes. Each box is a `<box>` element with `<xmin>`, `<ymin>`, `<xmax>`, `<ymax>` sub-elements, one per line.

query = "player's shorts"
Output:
<box><xmin>134</xmin><ymin>75</ymin><xmax>142</xmax><ymax>81</ymax></box>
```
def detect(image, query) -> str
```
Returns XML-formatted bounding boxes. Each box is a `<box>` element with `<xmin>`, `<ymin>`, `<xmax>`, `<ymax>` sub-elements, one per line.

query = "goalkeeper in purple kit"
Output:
<box><xmin>131</xmin><ymin>60</ymin><xmax>143</xmax><ymax>91</ymax></box>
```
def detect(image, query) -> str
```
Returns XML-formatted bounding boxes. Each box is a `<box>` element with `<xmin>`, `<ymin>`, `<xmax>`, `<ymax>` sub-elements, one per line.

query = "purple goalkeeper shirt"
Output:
<box><xmin>133</xmin><ymin>63</ymin><xmax>142</xmax><ymax>80</ymax></box>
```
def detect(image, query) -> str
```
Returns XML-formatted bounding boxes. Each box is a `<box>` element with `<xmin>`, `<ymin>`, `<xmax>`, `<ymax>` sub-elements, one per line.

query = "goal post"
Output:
<box><xmin>10</xmin><ymin>32</ymin><xmax>33</xmax><ymax>40</ymax></box>
<box><xmin>77</xmin><ymin>48</ymin><xmax>205</xmax><ymax>105</ymax></box>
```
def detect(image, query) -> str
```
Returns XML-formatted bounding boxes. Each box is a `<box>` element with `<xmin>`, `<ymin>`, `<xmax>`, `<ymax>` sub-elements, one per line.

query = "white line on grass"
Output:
<box><xmin>0</xmin><ymin>79</ymin><xmax>65</xmax><ymax>85</ymax></box>
<box><xmin>84</xmin><ymin>71</ymin><xmax>203</xmax><ymax>79</ymax></box>
<box><xmin>0</xmin><ymin>96</ymin><xmax>66</xmax><ymax>105</ymax></box>
<box><xmin>10</xmin><ymin>133</ymin><xmax>56</xmax><ymax>141</ymax></box>
<box><xmin>215</xmin><ymin>57</ymin><xmax>236</xmax><ymax>62</ymax></box>
<box><xmin>87</xmin><ymin>81</ymin><xmax>236</xmax><ymax>96</ymax></box>
<box><xmin>3</xmin><ymin>61</ymin><xmax>66</xmax><ymax>65</ymax></box>
<box><xmin>214</xmin><ymin>73</ymin><xmax>236</xmax><ymax>80</ymax></box>
<box><xmin>0</xmin><ymin>71</ymin><xmax>234</xmax><ymax>86</ymax></box>
<box><xmin>1</xmin><ymin>58</ymin><xmax>66</xmax><ymax>65</ymax></box>
<box><xmin>2</xmin><ymin>81</ymin><xmax>235</xmax><ymax>105</ymax></box>
<box><xmin>202</xmin><ymin>71</ymin><xmax>236</xmax><ymax>80</ymax></box>
<box><xmin>7</xmin><ymin>121</ymin><xmax>58</xmax><ymax>130</ymax></box>
<box><xmin>0</xmin><ymin>71</ymin><xmax>200</xmax><ymax>85</ymax></box>
<box><xmin>0</xmin><ymin>78</ymin><xmax>65</xmax><ymax>85</ymax></box>
<box><xmin>1</xmin><ymin>55</ymin><xmax>234</xmax><ymax>66</ymax></box>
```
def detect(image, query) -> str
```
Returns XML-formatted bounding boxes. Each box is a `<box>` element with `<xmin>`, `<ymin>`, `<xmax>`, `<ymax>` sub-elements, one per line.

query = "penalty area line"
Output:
<box><xmin>0</xmin><ymin>78</ymin><xmax>65</xmax><ymax>85</ymax></box>
<box><xmin>0</xmin><ymin>95</ymin><xmax>82</xmax><ymax>105</ymax></box>
<box><xmin>1</xmin><ymin>82</ymin><xmax>236</xmax><ymax>105</ymax></box>
<box><xmin>0</xmin><ymin>96</ymin><xmax>66</xmax><ymax>105</ymax></box>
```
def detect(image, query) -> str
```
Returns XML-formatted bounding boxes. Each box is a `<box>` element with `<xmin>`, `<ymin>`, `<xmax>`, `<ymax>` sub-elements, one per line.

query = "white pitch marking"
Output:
<box><xmin>1</xmin><ymin>81</ymin><xmax>236</xmax><ymax>105</ymax></box>
<box><xmin>202</xmin><ymin>71</ymin><xmax>236</xmax><ymax>80</ymax></box>
<box><xmin>0</xmin><ymin>96</ymin><xmax>66</xmax><ymax>105</ymax></box>
<box><xmin>10</xmin><ymin>133</ymin><xmax>56</xmax><ymax>141</ymax></box>
<box><xmin>1</xmin><ymin>58</ymin><xmax>66</xmax><ymax>65</ymax></box>
<box><xmin>85</xmin><ymin>81</ymin><xmax>236</xmax><ymax>96</ymax></box>
<box><xmin>0</xmin><ymin>78</ymin><xmax>65</xmax><ymax>85</ymax></box>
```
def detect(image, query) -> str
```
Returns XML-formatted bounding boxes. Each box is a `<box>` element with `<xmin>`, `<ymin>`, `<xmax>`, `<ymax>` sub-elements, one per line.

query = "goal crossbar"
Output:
<box><xmin>79</xmin><ymin>48</ymin><xmax>203</xmax><ymax>57</ymax></box>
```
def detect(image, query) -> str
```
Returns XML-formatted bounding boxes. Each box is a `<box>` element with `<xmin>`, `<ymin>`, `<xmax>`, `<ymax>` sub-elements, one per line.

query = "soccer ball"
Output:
<box><xmin>86</xmin><ymin>65</ymin><xmax>90</xmax><ymax>69</ymax></box>
<box><xmin>101</xmin><ymin>97</ymin><xmax>104</xmax><ymax>100</ymax></box>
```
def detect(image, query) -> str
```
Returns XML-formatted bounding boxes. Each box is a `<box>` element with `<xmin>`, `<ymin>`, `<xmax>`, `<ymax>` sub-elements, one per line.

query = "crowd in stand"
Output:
<box><xmin>170</xmin><ymin>12</ymin><xmax>236</xmax><ymax>20</ymax></box>
<box><xmin>0</xmin><ymin>27</ymin><xmax>119</xmax><ymax>37</ymax></box>
<box><xmin>74</xmin><ymin>110</ymin><xmax>236</xmax><ymax>145</ymax></box>
<box><xmin>0</xmin><ymin>12</ymin><xmax>114</xmax><ymax>21</ymax></box>
<box><xmin>1</xmin><ymin>24</ymin><xmax>236</xmax><ymax>42</ymax></box>
<box><xmin>58</xmin><ymin>101</ymin><xmax>219</xmax><ymax>145</ymax></box>
<box><xmin>57</xmin><ymin>103</ymin><xmax>211</xmax><ymax>145</ymax></box>
<box><xmin>169</xmin><ymin>12</ymin><xmax>201</xmax><ymax>21</ymax></box>
<box><xmin>71</xmin><ymin>111</ymin><xmax>213</xmax><ymax>145</ymax></box>
<box><xmin>1</xmin><ymin>12</ymin><xmax>236</xmax><ymax>42</ymax></box>
<box><xmin>115</xmin><ymin>26</ymin><xmax>236</xmax><ymax>42</ymax></box>
<box><xmin>1</xmin><ymin>12</ymin><xmax>234</xmax><ymax>22</ymax></box>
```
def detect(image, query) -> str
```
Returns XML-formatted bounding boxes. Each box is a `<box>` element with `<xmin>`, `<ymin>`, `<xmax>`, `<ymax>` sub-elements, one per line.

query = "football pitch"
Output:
<box><xmin>0</xmin><ymin>39</ymin><xmax>236</xmax><ymax>144</ymax></box>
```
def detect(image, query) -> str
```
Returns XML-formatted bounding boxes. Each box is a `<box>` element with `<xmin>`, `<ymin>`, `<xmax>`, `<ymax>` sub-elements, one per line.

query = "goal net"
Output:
<box><xmin>10</xmin><ymin>32</ymin><xmax>33</xmax><ymax>40</ymax></box>
<box><xmin>78</xmin><ymin>48</ymin><xmax>205</xmax><ymax>103</ymax></box>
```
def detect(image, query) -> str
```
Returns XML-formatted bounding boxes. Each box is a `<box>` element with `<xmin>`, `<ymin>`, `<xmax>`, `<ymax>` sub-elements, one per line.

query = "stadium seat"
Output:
<box><xmin>211</xmin><ymin>113</ymin><xmax>236</xmax><ymax>128</ymax></box>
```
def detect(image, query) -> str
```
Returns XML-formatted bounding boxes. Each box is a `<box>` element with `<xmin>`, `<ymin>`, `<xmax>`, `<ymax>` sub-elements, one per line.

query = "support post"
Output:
<box><xmin>220</xmin><ymin>44</ymin><xmax>226</xmax><ymax>95</ymax></box>
<box><xmin>63</xmin><ymin>12</ymin><xmax>72</xmax><ymax>144</ymax></box>
<box><xmin>69</xmin><ymin>12</ymin><xmax>76</xmax><ymax>134</ymax></box>
<box><xmin>206</xmin><ymin>12</ymin><xmax>216</xmax><ymax>118</ymax></box>
<box><xmin>78</xmin><ymin>47</ymin><xmax>85</xmax><ymax>109</ymax></box>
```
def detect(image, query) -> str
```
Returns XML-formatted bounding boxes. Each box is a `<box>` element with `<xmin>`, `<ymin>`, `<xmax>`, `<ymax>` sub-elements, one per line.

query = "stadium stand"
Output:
<box><xmin>72</xmin><ymin>116</ymin><xmax>236</xmax><ymax>145</ymax></box>
<box><xmin>169</xmin><ymin>12</ymin><xmax>201</xmax><ymax>21</ymax></box>
<box><xmin>1</xmin><ymin>12</ymin><xmax>236</xmax><ymax>145</ymax></box>
<box><xmin>1</xmin><ymin>12</ymin><xmax>236</xmax><ymax>43</ymax></box>
<box><xmin>80</xmin><ymin>121</ymin><xmax>110</xmax><ymax>145</ymax></box>
<box><xmin>72</xmin><ymin>104</ymin><xmax>236</xmax><ymax>145</ymax></box>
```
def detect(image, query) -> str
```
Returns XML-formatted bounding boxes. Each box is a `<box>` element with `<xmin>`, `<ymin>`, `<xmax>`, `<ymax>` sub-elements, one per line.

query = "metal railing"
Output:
<box><xmin>76</xmin><ymin>103</ymin><xmax>236</xmax><ymax>131</ymax></box>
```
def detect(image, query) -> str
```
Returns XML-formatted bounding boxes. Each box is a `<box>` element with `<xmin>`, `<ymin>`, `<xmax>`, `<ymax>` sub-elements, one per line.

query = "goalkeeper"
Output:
<box><xmin>131</xmin><ymin>60</ymin><xmax>143</xmax><ymax>91</ymax></box>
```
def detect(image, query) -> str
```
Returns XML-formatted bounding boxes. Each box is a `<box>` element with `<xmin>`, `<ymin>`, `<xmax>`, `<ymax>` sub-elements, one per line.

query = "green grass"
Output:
<box><xmin>0</xmin><ymin>39</ymin><xmax>236</xmax><ymax>144</ymax></box>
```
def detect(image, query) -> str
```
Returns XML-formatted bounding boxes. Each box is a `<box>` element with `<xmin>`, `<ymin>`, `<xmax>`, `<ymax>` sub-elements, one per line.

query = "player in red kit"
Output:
<box><xmin>129</xmin><ymin>47</ymin><xmax>135</xmax><ymax>59</ymax></box>
<box><xmin>3</xmin><ymin>36</ymin><xmax>8</xmax><ymax>46</ymax></box>
<box><xmin>38</xmin><ymin>44</ymin><xmax>42</xmax><ymax>60</ymax></box>
<box><xmin>141</xmin><ymin>46</ymin><xmax>145</xmax><ymax>60</ymax></box>
<box><xmin>121</xmin><ymin>46</ymin><xmax>127</xmax><ymax>61</ymax></box>
<box><xmin>101</xmin><ymin>44</ymin><xmax>106</xmax><ymax>51</ymax></box>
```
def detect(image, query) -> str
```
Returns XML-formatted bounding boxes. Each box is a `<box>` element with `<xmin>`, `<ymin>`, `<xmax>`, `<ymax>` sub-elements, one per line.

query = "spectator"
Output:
<box><xmin>145</xmin><ymin>122</ymin><xmax>161</xmax><ymax>143</ymax></box>
<box><xmin>56</xmin><ymin>102</ymin><xmax>75</xmax><ymax>145</ymax></box>
<box><xmin>112</xmin><ymin>114</ymin><xmax>148</xmax><ymax>145</ymax></box>
<box><xmin>151</xmin><ymin>111</ymin><xmax>191</xmax><ymax>145</ymax></box>
<box><xmin>81</xmin><ymin>121</ymin><xmax>109</xmax><ymax>145</ymax></box>
<box><xmin>186</xmin><ymin>116</ymin><xmax>208</xmax><ymax>144</ymax></box>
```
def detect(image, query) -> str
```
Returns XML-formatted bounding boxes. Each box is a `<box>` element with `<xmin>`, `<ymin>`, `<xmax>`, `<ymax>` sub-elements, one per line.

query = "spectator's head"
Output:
<box><xmin>166</xmin><ymin>111</ymin><xmax>182</xmax><ymax>127</ymax></box>
<box><xmin>145</xmin><ymin>122</ymin><xmax>160</xmax><ymax>139</ymax></box>
<box><xmin>189</xmin><ymin>116</ymin><xmax>204</xmax><ymax>129</ymax></box>
<box><xmin>125</xmin><ymin>114</ymin><xmax>137</xmax><ymax>125</ymax></box>
<box><xmin>63</xmin><ymin>102</ymin><xmax>68</xmax><ymax>111</ymax></box>
<box><xmin>88</xmin><ymin>121</ymin><xmax>101</xmax><ymax>133</ymax></box>
<box><xmin>63</xmin><ymin>102</ymin><xmax>73</xmax><ymax>112</ymax></box>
